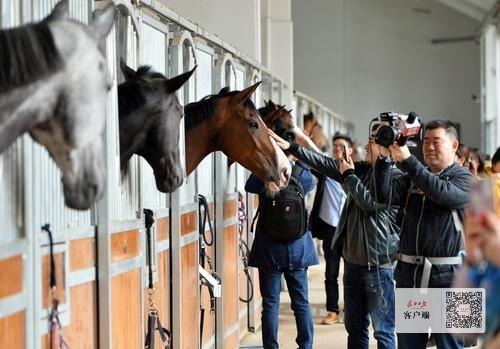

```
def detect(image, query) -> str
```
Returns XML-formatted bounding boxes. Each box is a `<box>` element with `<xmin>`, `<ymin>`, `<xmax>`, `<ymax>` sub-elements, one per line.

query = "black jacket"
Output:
<box><xmin>290</xmin><ymin>143</ymin><xmax>401</xmax><ymax>267</ymax></box>
<box><xmin>375</xmin><ymin>155</ymin><xmax>473</xmax><ymax>287</ymax></box>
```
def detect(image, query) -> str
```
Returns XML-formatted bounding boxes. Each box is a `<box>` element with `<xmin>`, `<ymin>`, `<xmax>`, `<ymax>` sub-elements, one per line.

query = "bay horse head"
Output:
<box><xmin>260</xmin><ymin>100</ymin><xmax>320</xmax><ymax>152</ymax></box>
<box><xmin>185</xmin><ymin>83</ymin><xmax>291</xmax><ymax>192</ymax></box>
<box><xmin>0</xmin><ymin>0</ymin><xmax>115</xmax><ymax>210</ymax></box>
<box><xmin>304</xmin><ymin>111</ymin><xmax>328</xmax><ymax>151</ymax></box>
<box><xmin>118</xmin><ymin>61</ymin><xmax>195</xmax><ymax>193</ymax></box>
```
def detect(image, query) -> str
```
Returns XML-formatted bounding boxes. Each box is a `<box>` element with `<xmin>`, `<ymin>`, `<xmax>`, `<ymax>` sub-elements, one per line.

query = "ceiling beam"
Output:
<box><xmin>436</xmin><ymin>0</ymin><xmax>489</xmax><ymax>21</ymax></box>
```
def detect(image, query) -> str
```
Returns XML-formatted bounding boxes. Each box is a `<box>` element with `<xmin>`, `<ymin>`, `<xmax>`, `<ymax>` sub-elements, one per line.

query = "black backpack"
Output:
<box><xmin>252</xmin><ymin>165</ymin><xmax>308</xmax><ymax>241</ymax></box>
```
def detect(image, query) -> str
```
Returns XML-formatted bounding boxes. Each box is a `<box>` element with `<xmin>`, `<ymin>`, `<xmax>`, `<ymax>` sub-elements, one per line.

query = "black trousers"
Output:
<box><xmin>318</xmin><ymin>219</ymin><xmax>343</xmax><ymax>313</ymax></box>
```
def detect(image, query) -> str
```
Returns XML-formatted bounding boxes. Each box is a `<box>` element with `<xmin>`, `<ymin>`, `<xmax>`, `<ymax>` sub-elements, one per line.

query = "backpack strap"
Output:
<box><xmin>290</xmin><ymin>163</ymin><xmax>305</xmax><ymax>194</ymax></box>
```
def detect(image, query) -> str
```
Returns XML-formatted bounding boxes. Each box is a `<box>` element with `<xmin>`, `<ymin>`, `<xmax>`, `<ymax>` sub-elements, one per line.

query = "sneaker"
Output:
<box><xmin>320</xmin><ymin>312</ymin><xmax>339</xmax><ymax>325</ymax></box>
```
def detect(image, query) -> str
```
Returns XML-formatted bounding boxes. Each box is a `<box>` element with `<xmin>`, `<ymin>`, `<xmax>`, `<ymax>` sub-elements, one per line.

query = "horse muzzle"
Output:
<box><xmin>63</xmin><ymin>179</ymin><xmax>104</xmax><ymax>210</ymax></box>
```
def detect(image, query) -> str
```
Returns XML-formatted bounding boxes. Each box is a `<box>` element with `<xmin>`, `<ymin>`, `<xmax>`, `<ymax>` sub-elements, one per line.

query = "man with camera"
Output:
<box><xmin>374</xmin><ymin>119</ymin><xmax>472</xmax><ymax>349</ymax></box>
<box><xmin>270</xmin><ymin>121</ymin><xmax>401</xmax><ymax>349</ymax></box>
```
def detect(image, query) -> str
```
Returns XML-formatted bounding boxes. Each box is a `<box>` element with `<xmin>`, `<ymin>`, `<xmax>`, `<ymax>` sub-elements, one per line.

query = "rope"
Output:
<box><xmin>41</xmin><ymin>224</ymin><xmax>70</xmax><ymax>349</ymax></box>
<box><xmin>143</xmin><ymin>209</ymin><xmax>170</xmax><ymax>349</ymax></box>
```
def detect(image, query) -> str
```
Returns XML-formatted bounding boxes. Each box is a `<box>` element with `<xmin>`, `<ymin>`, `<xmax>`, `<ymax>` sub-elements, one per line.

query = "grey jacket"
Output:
<box><xmin>290</xmin><ymin>143</ymin><xmax>401</xmax><ymax>267</ymax></box>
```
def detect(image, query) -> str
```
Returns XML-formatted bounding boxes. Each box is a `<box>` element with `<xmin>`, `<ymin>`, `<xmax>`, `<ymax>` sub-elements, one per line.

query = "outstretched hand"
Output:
<box><xmin>269</xmin><ymin>129</ymin><xmax>291</xmax><ymax>150</ymax></box>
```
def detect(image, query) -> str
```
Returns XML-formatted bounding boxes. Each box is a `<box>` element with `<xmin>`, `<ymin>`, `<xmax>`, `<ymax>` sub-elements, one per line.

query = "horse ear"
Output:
<box><xmin>268</xmin><ymin>100</ymin><xmax>275</xmax><ymax>108</ymax></box>
<box><xmin>120</xmin><ymin>59</ymin><xmax>136</xmax><ymax>80</ymax></box>
<box><xmin>88</xmin><ymin>2</ymin><xmax>115</xmax><ymax>40</ymax></box>
<box><xmin>165</xmin><ymin>66</ymin><xmax>197</xmax><ymax>93</ymax></box>
<box><xmin>43</xmin><ymin>0</ymin><xmax>69</xmax><ymax>22</ymax></box>
<box><xmin>234</xmin><ymin>81</ymin><xmax>262</xmax><ymax>106</ymax></box>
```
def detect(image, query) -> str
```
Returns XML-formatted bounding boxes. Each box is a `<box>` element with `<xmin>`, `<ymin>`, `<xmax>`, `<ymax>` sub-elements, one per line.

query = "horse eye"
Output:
<box><xmin>249</xmin><ymin>121</ymin><xmax>259</xmax><ymax>129</ymax></box>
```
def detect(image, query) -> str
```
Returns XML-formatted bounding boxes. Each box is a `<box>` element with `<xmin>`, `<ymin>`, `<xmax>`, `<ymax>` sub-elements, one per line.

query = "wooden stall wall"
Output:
<box><xmin>0</xmin><ymin>1</ymin><xmax>298</xmax><ymax>348</ymax></box>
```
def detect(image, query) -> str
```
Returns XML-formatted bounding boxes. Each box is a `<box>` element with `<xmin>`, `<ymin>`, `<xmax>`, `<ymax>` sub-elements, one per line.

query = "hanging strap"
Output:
<box><xmin>41</xmin><ymin>224</ymin><xmax>70</xmax><ymax>349</ymax></box>
<box><xmin>143</xmin><ymin>209</ymin><xmax>171</xmax><ymax>349</ymax></box>
<box><xmin>197</xmin><ymin>195</ymin><xmax>222</xmax><ymax>341</ymax></box>
<box><xmin>237</xmin><ymin>191</ymin><xmax>253</xmax><ymax>303</ymax></box>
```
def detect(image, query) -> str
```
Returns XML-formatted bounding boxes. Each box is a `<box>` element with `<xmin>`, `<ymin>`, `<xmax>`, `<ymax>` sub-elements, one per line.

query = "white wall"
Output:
<box><xmin>161</xmin><ymin>0</ymin><xmax>261</xmax><ymax>62</ymax></box>
<box><xmin>292</xmin><ymin>0</ymin><xmax>481</xmax><ymax>148</ymax></box>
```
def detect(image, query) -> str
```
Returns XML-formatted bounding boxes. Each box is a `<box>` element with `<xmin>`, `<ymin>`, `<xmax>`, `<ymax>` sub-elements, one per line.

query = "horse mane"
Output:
<box><xmin>0</xmin><ymin>22</ymin><xmax>62</xmax><ymax>93</ymax></box>
<box><xmin>118</xmin><ymin>65</ymin><xmax>167</xmax><ymax>118</ymax></box>
<box><xmin>184</xmin><ymin>86</ymin><xmax>258</xmax><ymax>130</ymax></box>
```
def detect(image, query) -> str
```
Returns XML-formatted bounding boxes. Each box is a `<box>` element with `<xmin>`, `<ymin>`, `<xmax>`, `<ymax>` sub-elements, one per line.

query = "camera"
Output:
<box><xmin>373</xmin><ymin>111</ymin><xmax>421</xmax><ymax>148</ymax></box>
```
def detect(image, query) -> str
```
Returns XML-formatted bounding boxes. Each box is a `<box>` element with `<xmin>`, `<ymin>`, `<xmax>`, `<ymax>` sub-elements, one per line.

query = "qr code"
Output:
<box><xmin>445</xmin><ymin>291</ymin><xmax>483</xmax><ymax>329</ymax></box>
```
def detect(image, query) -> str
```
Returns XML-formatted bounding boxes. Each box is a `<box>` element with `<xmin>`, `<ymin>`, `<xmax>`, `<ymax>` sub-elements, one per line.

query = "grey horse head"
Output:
<box><xmin>0</xmin><ymin>0</ymin><xmax>115</xmax><ymax>210</ymax></box>
<box><xmin>118</xmin><ymin>61</ymin><xmax>196</xmax><ymax>193</ymax></box>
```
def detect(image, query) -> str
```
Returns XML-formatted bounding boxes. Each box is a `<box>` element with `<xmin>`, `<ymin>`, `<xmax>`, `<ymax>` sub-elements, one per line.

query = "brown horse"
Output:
<box><xmin>304</xmin><ymin>112</ymin><xmax>328</xmax><ymax>151</ymax></box>
<box><xmin>259</xmin><ymin>100</ymin><xmax>320</xmax><ymax>152</ymax></box>
<box><xmin>184</xmin><ymin>84</ymin><xmax>290</xmax><ymax>192</ymax></box>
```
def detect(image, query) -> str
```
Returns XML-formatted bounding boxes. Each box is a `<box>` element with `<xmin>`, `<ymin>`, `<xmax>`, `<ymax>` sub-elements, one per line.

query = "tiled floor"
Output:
<box><xmin>240</xmin><ymin>258</ymin><xmax>480</xmax><ymax>349</ymax></box>
<box><xmin>240</xmin><ymin>259</ymin><xmax>376</xmax><ymax>348</ymax></box>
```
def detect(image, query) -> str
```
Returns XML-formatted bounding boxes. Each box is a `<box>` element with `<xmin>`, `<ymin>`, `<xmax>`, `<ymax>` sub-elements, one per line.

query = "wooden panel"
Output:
<box><xmin>42</xmin><ymin>282</ymin><xmax>97</xmax><ymax>349</ymax></box>
<box><xmin>239</xmin><ymin>266</ymin><xmax>250</xmax><ymax>312</ymax></box>
<box><xmin>42</xmin><ymin>252</ymin><xmax>66</xmax><ymax>309</ymax></box>
<box><xmin>156</xmin><ymin>217</ymin><xmax>169</xmax><ymax>242</ymax></box>
<box><xmin>253</xmin><ymin>195</ymin><xmax>259</xmax><ymax>207</ymax></box>
<box><xmin>181</xmin><ymin>242</ymin><xmax>199</xmax><ymax>348</ymax></box>
<box><xmin>69</xmin><ymin>238</ymin><xmax>94</xmax><ymax>271</ymax></box>
<box><xmin>111</xmin><ymin>230</ymin><xmax>140</xmax><ymax>262</ymax></box>
<box><xmin>64</xmin><ymin>282</ymin><xmax>97</xmax><ymax>348</ymax></box>
<box><xmin>111</xmin><ymin>269</ymin><xmax>142</xmax><ymax>349</ymax></box>
<box><xmin>223</xmin><ymin>225</ymin><xmax>238</xmax><ymax>330</ymax></box>
<box><xmin>223</xmin><ymin>330</ymin><xmax>239</xmax><ymax>349</ymax></box>
<box><xmin>0</xmin><ymin>255</ymin><xmax>23</xmax><ymax>298</ymax></box>
<box><xmin>143</xmin><ymin>250</ymin><xmax>170</xmax><ymax>349</ymax></box>
<box><xmin>223</xmin><ymin>199</ymin><xmax>237</xmax><ymax>219</ymax></box>
<box><xmin>180</xmin><ymin>211</ymin><xmax>196</xmax><ymax>236</ymax></box>
<box><xmin>0</xmin><ymin>311</ymin><xmax>24</xmax><ymax>349</ymax></box>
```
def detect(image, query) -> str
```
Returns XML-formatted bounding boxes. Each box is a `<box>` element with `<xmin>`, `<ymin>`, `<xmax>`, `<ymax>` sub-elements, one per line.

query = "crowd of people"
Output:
<box><xmin>246</xmin><ymin>117</ymin><xmax>500</xmax><ymax>349</ymax></box>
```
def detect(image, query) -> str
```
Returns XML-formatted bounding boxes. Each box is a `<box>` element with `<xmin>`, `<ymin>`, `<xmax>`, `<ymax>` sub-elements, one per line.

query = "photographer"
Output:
<box><xmin>374</xmin><ymin>120</ymin><xmax>473</xmax><ymax>349</ymax></box>
<box><xmin>271</xmin><ymin>122</ymin><xmax>401</xmax><ymax>349</ymax></box>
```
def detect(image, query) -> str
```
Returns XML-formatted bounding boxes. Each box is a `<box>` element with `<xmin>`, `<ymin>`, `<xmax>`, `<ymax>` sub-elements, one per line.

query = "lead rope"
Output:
<box><xmin>41</xmin><ymin>224</ymin><xmax>70</xmax><ymax>349</ymax></box>
<box><xmin>198</xmin><ymin>195</ymin><xmax>221</xmax><ymax>342</ymax></box>
<box><xmin>143</xmin><ymin>209</ymin><xmax>171</xmax><ymax>349</ymax></box>
<box><xmin>237</xmin><ymin>192</ymin><xmax>253</xmax><ymax>303</ymax></box>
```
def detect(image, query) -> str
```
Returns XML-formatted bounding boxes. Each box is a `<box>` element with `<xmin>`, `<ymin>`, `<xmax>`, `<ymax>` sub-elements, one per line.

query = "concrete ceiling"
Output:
<box><xmin>436</xmin><ymin>0</ymin><xmax>496</xmax><ymax>20</ymax></box>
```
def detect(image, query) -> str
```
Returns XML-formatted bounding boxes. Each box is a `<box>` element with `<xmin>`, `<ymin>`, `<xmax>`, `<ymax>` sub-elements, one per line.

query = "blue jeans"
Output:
<box><xmin>258</xmin><ymin>267</ymin><xmax>314</xmax><ymax>349</ymax></box>
<box><xmin>397</xmin><ymin>330</ymin><xmax>464</xmax><ymax>348</ymax></box>
<box><xmin>343</xmin><ymin>262</ymin><xmax>396</xmax><ymax>349</ymax></box>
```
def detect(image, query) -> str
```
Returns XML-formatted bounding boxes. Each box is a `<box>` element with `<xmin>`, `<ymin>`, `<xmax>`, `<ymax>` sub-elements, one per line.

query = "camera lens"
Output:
<box><xmin>375</xmin><ymin>126</ymin><xmax>399</xmax><ymax>148</ymax></box>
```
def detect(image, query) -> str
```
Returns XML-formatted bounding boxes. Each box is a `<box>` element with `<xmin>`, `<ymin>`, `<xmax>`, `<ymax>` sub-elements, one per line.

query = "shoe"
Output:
<box><xmin>320</xmin><ymin>312</ymin><xmax>339</xmax><ymax>325</ymax></box>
